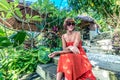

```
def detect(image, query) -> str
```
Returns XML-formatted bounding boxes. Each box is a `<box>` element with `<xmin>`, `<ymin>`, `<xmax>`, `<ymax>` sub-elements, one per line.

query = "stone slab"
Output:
<box><xmin>36</xmin><ymin>63</ymin><xmax>56</xmax><ymax>80</ymax></box>
<box><xmin>92</xmin><ymin>68</ymin><xmax>118</xmax><ymax>80</ymax></box>
<box><xmin>87</xmin><ymin>53</ymin><xmax>120</xmax><ymax>72</ymax></box>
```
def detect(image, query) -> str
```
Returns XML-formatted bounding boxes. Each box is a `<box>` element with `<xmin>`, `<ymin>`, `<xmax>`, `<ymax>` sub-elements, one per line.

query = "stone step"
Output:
<box><xmin>36</xmin><ymin>63</ymin><xmax>119</xmax><ymax>80</ymax></box>
<box><xmin>18</xmin><ymin>72</ymin><xmax>42</xmax><ymax>80</ymax></box>
<box><xmin>36</xmin><ymin>63</ymin><xmax>56</xmax><ymax>80</ymax></box>
<box><xmin>53</xmin><ymin>56</ymin><xmax>59</xmax><ymax>65</ymax></box>
<box><xmin>82</xmin><ymin>46</ymin><xmax>111</xmax><ymax>54</ymax></box>
<box><xmin>87</xmin><ymin>53</ymin><xmax>120</xmax><ymax>72</ymax></box>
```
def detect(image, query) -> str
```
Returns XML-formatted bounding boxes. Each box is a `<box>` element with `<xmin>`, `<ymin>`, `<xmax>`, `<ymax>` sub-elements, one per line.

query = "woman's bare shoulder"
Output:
<box><xmin>74</xmin><ymin>31</ymin><xmax>80</xmax><ymax>35</ymax></box>
<box><xmin>62</xmin><ymin>33</ymin><xmax>66</xmax><ymax>38</ymax></box>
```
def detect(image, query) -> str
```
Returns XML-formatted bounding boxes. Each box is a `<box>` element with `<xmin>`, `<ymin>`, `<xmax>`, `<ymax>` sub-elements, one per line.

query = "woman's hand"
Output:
<box><xmin>68</xmin><ymin>46</ymin><xmax>80</xmax><ymax>54</ymax></box>
<box><xmin>48</xmin><ymin>51</ymin><xmax>59</xmax><ymax>58</ymax></box>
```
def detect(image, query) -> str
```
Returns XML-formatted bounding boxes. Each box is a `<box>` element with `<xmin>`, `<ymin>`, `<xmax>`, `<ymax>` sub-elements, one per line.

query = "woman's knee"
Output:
<box><xmin>56</xmin><ymin>72</ymin><xmax>64</xmax><ymax>80</ymax></box>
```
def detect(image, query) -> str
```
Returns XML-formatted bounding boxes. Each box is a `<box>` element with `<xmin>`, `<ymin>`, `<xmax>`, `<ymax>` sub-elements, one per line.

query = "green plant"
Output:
<box><xmin>9</xmin><ymin>30</ymin><xmax>27</xmax><ymax>47</ymax></box>
<box><xmin>42</xmin><ymin>31</ymin><xmax>61</xmax><ymax>49</ymax></box>
<box><xmin>38</xmin><ymin>46</ymin><xmax>51</xmax><ymax>64</ymax></box>
<box><xmin>0</xmin><ymin>46</ymin><xmax>51</xmax><ymax>80</ymax></box>
<box><xmin>112</xmin><ymin>29</ymin><xmax>120</xmax><ymax>55</ymax></box>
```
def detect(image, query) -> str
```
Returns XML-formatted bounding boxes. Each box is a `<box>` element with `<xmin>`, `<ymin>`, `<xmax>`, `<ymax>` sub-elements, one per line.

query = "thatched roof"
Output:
<box><xmin>76</xmin><ymin>15</ymin><xmax>97</xmax><ymax>30</ymax></box>
<box><xmin>77</xmin><ymin>15</ymin><xmax>94</xmax><ymax>22</ymax></box>
<box><xmin>0</xmin><ymin>3</ymin><xmax>41</xmax><ymax>31</ymax></box>
<box><xmin>7</xmin><ymin>0</ymin><xmax>14</xmax><ymax>2</ymax></box>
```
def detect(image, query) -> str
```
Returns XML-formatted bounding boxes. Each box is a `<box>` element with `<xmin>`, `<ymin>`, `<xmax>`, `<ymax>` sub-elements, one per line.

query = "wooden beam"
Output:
<box><xmin>0</xmin><ymin>18</ymin><xmax>12</xmax><ymax>27</ymax></box>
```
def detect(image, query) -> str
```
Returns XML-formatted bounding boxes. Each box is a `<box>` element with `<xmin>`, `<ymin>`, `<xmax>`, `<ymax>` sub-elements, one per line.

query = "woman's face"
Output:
<box><xmin>66</xmin><ymin>22</ymin><xmax>75</xmax><ymax>31</ymax></box>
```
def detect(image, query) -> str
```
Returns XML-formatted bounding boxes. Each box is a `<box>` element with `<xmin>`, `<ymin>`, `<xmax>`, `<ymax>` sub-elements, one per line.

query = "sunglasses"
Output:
<box><xmin>67</xmin><ymin>22</ymin><xmax>75</xmax><ymax>26</ymax></box>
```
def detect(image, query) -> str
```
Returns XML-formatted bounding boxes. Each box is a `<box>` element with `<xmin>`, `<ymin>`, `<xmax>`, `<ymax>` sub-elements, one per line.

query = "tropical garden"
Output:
<box><xmin>0</xmin><ymin>0</ymin><xmax>120</xmax><ymax>80</ymax></box>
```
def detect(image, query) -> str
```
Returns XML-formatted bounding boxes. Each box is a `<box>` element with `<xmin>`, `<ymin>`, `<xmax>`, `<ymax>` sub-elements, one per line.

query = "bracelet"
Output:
<box><xmin>69</xmin><ymin>46</ymin><xmax>74</xmax><ymax>51</ymax></box>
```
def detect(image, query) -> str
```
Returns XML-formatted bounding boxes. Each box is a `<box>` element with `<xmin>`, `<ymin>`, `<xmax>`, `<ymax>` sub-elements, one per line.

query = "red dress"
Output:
<box><xmin>57</xmin><ymin>41</ymin><xmax>96</xmax><ymax>80</ymax></box>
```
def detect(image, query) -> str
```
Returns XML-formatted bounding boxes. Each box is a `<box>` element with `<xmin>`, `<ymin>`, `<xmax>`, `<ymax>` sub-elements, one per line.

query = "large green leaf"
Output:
<box><xmin>0</xmin><ymin>28</ymin><xmax>5</xmax><ymax>36</ymax></box>
<box><xmin>31</xmin><ymin>15</ymin><xmax>42</xmax><ymax>21</ymax></box>
<box><xmin>0</xmin><ymin>36</ymin><xmax>12</xmax><ymax>48</ymax></box>
<box><xmin>35</xmin><ymin>23</ymin><xmax>44</xmax><ymax>30</ymax></box>
<box><xmin>38</xmin><ymin>46</ymin><xmax>51</xmax><ymax>64</ymax></box>
<box><xmin>9</xmin><ymin>30</ymin><xmax>26</xmax><ymax>47</ymax></box>
<box><xmin>0</xmin><ymin>0</ymin><xmax>10</xmax><ymax>11</ymax></box>
<box><xmin>0</xmin><ymin>72</ymin><xmax>4</xmax><ymax>80</ymax></box>
<box><xmin>38</xmin><ymin>0</ymin><xmax>42</xmax><ymax>6</ymax></box>
<box><xmin>14</xmin><ymin>8</ymin><xmax>23</xmax><ymax>18</ymax></box>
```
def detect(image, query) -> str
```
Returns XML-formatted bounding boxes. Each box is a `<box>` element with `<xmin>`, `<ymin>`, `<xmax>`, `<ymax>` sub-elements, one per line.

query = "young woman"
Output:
<box><xmin>48</xmin><ymin>18</ymin><xmax>96</xmax><ymax>80</ymax></box>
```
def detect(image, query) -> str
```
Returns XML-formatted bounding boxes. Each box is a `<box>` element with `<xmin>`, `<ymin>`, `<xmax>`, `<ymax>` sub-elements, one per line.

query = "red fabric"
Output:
<box><xmin>57</xmin><ymin>42</ymin><xmax>96</xmax><ymax>80</ymax></box>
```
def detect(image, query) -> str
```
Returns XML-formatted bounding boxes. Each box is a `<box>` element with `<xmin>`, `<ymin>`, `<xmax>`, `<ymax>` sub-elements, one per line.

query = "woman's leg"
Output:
<box><xmin>56</xmin><ymin>72</ymin><xmax>63</xmax><ymax>80</ymax></box>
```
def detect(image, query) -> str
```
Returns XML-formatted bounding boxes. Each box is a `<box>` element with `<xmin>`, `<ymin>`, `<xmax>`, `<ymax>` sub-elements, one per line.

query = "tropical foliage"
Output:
<box><xmin>68</xmin><ymin>0</ymin><xmax>118</xmax><ymax>16</ymax></box>
<box><xmin>68</xmin><ymin>0</ymin><xmax>120</xmax><ymax>31</ymax></box>
<box><xmin>0</xmin><ymin>46</ymin><xmax>51</xmax><ymax>79</ymax></box>
<box><xmin>0</xmin><ymin>0</ymin><xmax>120</xmax><ymax>79</ymax></box>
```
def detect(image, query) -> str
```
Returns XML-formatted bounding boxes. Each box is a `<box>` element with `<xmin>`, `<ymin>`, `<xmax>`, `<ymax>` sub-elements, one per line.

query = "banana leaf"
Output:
<box><xmin>0</xmin><ymin>36</ymin><xmax>12</xmax><ymax>48</ymax></box>
<box><xmin>9</xmin><ymin>30</ymin><xmax>26</xmax><ymax>47</ymax></box>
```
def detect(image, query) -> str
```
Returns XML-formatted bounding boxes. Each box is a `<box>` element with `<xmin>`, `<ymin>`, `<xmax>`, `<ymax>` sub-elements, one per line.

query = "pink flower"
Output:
<box><xmin>52</xmin><ymin>26</ymin><xmax>58</xmax><ymax>32</ymax></box>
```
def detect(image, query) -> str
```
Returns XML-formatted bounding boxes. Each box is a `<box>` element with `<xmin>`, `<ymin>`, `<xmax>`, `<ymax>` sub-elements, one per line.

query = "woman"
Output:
<box><xmin>48</xmin><ymin>18</ymin><xmax>96</xmax><ymax>80</ymax></box>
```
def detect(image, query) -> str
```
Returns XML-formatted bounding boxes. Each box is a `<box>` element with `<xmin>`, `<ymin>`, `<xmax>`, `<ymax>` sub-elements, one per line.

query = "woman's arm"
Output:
<box><xmin>73</xmin><ymin>32</ymin><xmax>81</xmax><ymax>47</ymax></box>
<box><xmin>48</xmin><ymin>34</ymin><xmax>72</xmax><ymax>58</ymax></box>
<box><xmin>48</xmin><ymin>50</ymin><xmax>71</xmax><ymax>58</ymax></box>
